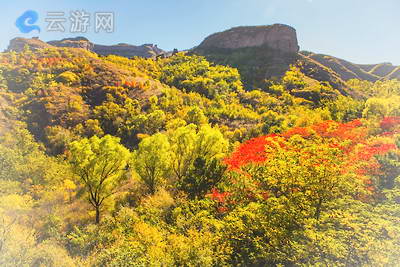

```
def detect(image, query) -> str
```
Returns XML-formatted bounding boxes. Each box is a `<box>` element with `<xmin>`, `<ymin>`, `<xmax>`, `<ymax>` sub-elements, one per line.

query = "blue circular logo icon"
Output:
<box><xmin>15</xmin><ymin>10</ymin><xmax>41</xmax><ymax>33</ymax></box>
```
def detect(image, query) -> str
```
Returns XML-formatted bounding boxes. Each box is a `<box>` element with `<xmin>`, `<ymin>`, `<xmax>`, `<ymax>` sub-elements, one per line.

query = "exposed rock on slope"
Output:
<box><xmin>6</xmin><ymin>37</ymin><xmax>165</xmax><ymax>58</ymax></box>
<box><xmin>47</xmin><ymin>37</ymin><xmax>95</xmax><ymax>50</ymax></box>
<box><xmin>93</xmin><ymin>43</ymin><xmax>164</xmax><ymax>58</ymax></box>
<box><xmin>198</xmin><ymin>24</ymin><xmax>299</xmax><ymax>53</ymax></box>
<box><xmin>7</xmin><ymin>37</ymin><xmax>52</xmax><ymax>52</ymax></box>
<box><xmin>49</xmin><ymin>37</ymin><xmax>165</xmax><ymax>58</ymax></box>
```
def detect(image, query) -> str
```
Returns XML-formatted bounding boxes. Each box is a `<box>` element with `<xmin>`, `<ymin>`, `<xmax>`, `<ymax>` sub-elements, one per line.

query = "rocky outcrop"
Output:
<box><xmin>198</xmin><ymin>24</ymin><xmax>299</xmax><ymax>53</ymax></box>
<box><xmin>47</xmin><ymin>37</ymin><xmax>95</xmax><ymax>50</ymax></box>
<box><xmin>93</xmin><ymin>43</ymin><xmax>164</xmax><ymax>58</ymax></box>
<box><xmin>6</xmin><ymin>37</ymin><xmax>52</xmax><ymax>52</ymax></box>
<box><xmin>6</xmin><ymin>37</ymin><xmax>165</xmax><ymax>59</ymax></box>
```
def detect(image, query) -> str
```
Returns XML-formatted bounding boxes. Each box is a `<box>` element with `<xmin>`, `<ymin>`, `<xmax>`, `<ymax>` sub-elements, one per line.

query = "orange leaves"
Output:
<box><xmin>207</xmin><ymin>188</ymin><xmax>231</xmax><ymax>213</ymax></box>
<box><xmin>117</xmin><ymin>80</ymin><xmax>146</xmax><ymax>90</ymax></box>
<box><xmin>37</xmin><ymin>57</ymin><xmax>65</xmax><ymax>66</ymax></box>
<box><xmin>224</xmin><ymin>119</ymin><xmax>369</xmax><ymax>170</ymax></box>
<box><xmin>224</xmin><ymin>119</ymin><xmax>399</xmax><ymax>199</ymax></box>
<box><xmin>282</xmin><ymin>127</ymin><xmax>311</xmax><ymax>139</ymax></box>
<box><xmin>208</xmin><ymin>188</ymin><xmax>230</xmax><ymax>203</ymax></box>
<box><xmin>224</xmin><ymin>135</ymin><xmax>273</xmax><ymax>170</ymax></box>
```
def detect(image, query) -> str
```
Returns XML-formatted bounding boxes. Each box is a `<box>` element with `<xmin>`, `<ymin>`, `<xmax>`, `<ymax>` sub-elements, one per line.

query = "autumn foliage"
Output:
<box><xmin>217</xmin><ymin>118</ymin><xmax>399</xmax><ymax>208</ymax></box>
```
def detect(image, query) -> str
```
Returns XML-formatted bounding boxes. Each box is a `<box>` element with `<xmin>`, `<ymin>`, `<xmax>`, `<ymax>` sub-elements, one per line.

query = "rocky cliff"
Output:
<box><xmin>197</xmin><ymin>24</ymin><xmax>299</xmax><ymax>53</ymax></box>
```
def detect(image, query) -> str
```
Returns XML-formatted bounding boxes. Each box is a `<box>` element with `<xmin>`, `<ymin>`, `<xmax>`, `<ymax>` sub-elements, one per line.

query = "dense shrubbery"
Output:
<box><xmin>1</xmin><ymin>46</ymin><xmax>400</xmax><ymax>266</ymax></box>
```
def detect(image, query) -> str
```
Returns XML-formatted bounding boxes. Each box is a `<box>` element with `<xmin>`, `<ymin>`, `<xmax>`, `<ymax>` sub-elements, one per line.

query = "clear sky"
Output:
<box><xmin>2</xmin><ymin>0</ymin><xmax>400</xmax><ymax>64</ymax></box>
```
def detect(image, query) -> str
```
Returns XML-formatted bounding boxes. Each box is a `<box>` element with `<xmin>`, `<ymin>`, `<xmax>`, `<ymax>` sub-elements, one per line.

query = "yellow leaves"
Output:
<box><xmin>141</xmin><ymin>189</ymin><xmax>175</xmax><ymax>212</ymax></box>
<box><xmin>63</xmin><ymin>179</ymin><xmax>76</xmax><ymax>191</ymax></box>
<box><xmin>0</xmin><ymin>193</ymin><xmax>33</xmax><ymax>214</ymax></box>
<box><xmin>56</xmin><ymin>71</ymin><xmax>80</xmax><ymax>85</ymax></box>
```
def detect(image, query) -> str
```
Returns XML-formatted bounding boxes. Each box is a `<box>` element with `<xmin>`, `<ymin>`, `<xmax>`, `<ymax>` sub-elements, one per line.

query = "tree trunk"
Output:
<box><xmin>95</xmin><ymin>206</ymin><xmax>100</xmax><ymax>224</ymax></box>
<box><xmin>315</xmin><ymin>198</ymin><xmax>323</xmax><ymax>220</ymax></box>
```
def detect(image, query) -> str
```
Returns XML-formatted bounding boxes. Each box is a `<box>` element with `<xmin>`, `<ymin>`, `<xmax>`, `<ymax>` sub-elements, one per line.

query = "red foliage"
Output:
<box><xmin>208</xmin><ymin>188</ymin><xmax>230</xmax><ymax>203</ymax></box>
<box><xmin>380</xmin><ymin>117</ymin><xmax>400</xmax><ymax>131</ymax></box>
<box><xmin>217</xmin><ymin>206</ymin><xmax>228</xmax><ymax>213</ymax></box>
<box><xmin>261</xmin><ymin>192</ymin><xmax>270</xmax><ymax>200</ymax></box>
<box><xmin>282</xmin><ymin>127</ymin><xmax>311</xmax><ymax>138</ymax></box>
<box><xmin>224</xmin><ymin>119</ymin><xmax>398</xmax><ymax>194</ymax></box>
<box><xmin>224</xmin><ymin>135</ymin><xmax>277</xmax><ymax>169</ymax></box>
<box><xmin>224</xmin><ymin>120</ymin><xmax>368</xmax><ymax>170</ymax></box>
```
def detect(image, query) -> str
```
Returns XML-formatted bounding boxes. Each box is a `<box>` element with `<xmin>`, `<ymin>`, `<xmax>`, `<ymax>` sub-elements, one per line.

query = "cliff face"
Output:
<box><xmin>198</xmin><ymin>24</ymin><xmax>299</xmax><ymax>53</ymax></box>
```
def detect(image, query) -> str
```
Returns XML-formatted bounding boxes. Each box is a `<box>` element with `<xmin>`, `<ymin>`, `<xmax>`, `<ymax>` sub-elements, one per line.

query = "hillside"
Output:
<box><xmin>301</xmin><ymin>51</ymin><xmax>400</xmax><ymax>81</ymax></box>
<box><xmin>1</xmin><ymin>24</ymin><xmax>400</xmax><ymax>266</ymax></box>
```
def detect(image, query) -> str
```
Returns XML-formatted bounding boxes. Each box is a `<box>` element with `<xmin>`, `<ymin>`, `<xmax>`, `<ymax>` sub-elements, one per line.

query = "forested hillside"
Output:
<box><xmin>0</xmin><ymin>44</ymin><xmax>400</xmax><ymax>266</ymax></box>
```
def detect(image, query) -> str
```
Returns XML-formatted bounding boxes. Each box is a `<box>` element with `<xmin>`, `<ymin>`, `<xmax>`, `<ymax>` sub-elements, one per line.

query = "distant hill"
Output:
<box><xmin>300</xmin><ymin>51</ymin><xmax>400</xmax><ymax>81</ymax></box>
<box><xmin>7</xmin><ymin>37</ymin><xmax>166</xmax><ymax>59</ymax></box>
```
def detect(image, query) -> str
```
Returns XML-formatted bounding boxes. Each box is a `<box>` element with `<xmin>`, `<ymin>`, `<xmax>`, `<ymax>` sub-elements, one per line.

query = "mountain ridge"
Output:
<box><xmin>5</xmin><ymin>24</ymin><xmax>400</xmax><ymax>90</ymax></box>
<box><xmin>6</xmin><ymin>36</ymin><xmax>166</xmax><ymax>59</ymax></box>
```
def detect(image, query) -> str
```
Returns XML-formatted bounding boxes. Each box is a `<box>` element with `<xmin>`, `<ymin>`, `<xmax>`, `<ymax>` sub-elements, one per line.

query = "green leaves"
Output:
<box><xmin>69</xmin><ymin>135</ymin><xmax>130</xmax><ymax>223</ymax></box>
<box><xmin>169</xmin><ymin>124</ymin><xmax>228</xmax><ymax>183</ymax></box>
<box><xmin>132</xmin><ymin>133</ymin><xmax>171</xmax><ymax>194</ymax></box>
<box><xmin>159</xmin><ymin>53</ymin><xmax>243</xmax><ymax>98</ymax></box>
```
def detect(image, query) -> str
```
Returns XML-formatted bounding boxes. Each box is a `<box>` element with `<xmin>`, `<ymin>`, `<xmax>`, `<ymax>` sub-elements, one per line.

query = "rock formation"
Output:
<box><xmin>47</xmin><ymin>37</ymin><xmax>95</xmax><ymax>51</ymax></box>
<box><xmin>93</xmin><ymin>43</ymin><xmax>164</xmax><ymax>58</ymax></box>
<box><xmin>6</xmin><ymin>37</ymin><xmax>52</xmax><ymax>52</ymax></box>
<box><xmin>197</xmin><ymin>24</ymin><xmax>299</xmax><ymax>53</ymax></box>
<box><xmin>6</xmin><ymin>37</ymin><xmax>165</xmax><ymax>58</ymax></box>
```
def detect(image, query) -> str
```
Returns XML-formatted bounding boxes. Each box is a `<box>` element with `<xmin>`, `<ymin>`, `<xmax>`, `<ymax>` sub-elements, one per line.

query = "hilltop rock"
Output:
<box><xmin>6</xmin><ymin>37</ymin><xmax>52</xmax><ymax>52</ymax></box>
<box><xmin>198</xmin><ymin>24</ymin><xmax>299</xmax><ymax>53</ymax></box>
<box><xmin>48</xmin><ymin>37</ymin><xmax>95</xmax><ymax>50</ymax></box>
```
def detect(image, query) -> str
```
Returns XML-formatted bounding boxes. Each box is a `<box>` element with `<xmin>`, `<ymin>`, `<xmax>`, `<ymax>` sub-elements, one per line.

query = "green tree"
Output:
<box><xmin>133</xmin><ymin>133</ymin><xmax>171</xmax><ymax>194</ymax></box>
<box><xmin>178</xmin><ymin>157</ymin><xmax>226</xmax><ymax>199</ymax></box>
<box><xmin>169</xmin><ymin>124</ymin><xmax>228</xmax><ymax>183</ymax></box>
<box><xmin>69</xmin><ymin>135</ymin><xmax>130</xmax><ymax>223</ymax></box>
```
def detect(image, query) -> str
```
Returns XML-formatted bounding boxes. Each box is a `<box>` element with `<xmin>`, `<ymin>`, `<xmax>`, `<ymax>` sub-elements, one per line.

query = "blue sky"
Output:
<box><xmin>2</xmin><ymin>0</ymin><xmax>400</xmax><ymax>64</ymax></box>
